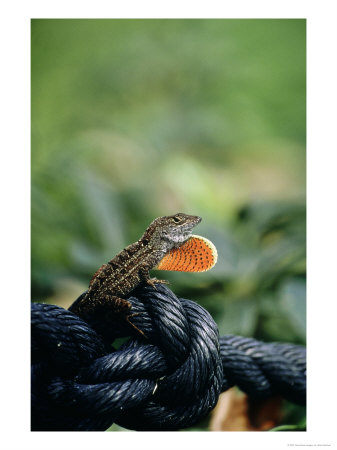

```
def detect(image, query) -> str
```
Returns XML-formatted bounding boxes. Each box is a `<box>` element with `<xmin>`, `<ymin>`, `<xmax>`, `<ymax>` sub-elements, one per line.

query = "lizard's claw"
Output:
<box><xmin>126</xmin><ymin>313</ymin><xmax>148</xmax><ymax>339</ymax></box>
<box><xmin>146</xmin><ymin>278</ymin><xmax>170</xmax><ymax>289</ymax></box>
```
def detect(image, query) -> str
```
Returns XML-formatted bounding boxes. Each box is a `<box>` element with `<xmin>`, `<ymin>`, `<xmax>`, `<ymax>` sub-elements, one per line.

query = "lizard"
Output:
<box><xmin>69</xmin><ymin>213</ymin><xmax>217</xmax><ymax>337</ymax></box>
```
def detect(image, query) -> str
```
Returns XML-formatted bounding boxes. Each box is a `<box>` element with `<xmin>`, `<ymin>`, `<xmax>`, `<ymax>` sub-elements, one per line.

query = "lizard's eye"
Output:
<box><xmin>173</xmin><ymin>216</ymin><xmax>182</xmax><ymax>223</ymax></box>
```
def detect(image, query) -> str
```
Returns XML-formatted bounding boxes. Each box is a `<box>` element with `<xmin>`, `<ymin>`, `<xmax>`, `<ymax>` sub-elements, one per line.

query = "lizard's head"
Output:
<box><xmin>142</xmin><ymin>213</ymin><xmax>202</xmax><ymax>251</ymax></box>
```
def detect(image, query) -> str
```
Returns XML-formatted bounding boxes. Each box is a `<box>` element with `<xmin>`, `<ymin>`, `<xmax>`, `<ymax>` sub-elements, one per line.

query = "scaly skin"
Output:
<box><xmin>69</xmin><ymin>213</ymin><xmax>201</xmax><ymax>335</ymax></box>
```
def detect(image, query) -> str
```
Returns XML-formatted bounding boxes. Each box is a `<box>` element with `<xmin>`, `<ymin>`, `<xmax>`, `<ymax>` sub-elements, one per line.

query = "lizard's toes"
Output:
<box><xmin>147</xmin><ymin>278</ymin><xmax>170</xmax><ymax>288</ymax></box>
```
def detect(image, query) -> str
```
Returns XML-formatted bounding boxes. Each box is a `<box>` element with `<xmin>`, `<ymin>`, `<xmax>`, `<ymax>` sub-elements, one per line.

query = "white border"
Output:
<box><xmin>1</xmin><ymin>1</ymin><xmax>337</xmax><ymax>449</ymax></box>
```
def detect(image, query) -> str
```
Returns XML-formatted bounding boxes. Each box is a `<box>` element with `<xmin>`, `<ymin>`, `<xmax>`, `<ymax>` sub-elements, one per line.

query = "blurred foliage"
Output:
<box><xmin>31</xmin><ymin>19</ymin><xmax>306</xmax><ymax>430</ymax></box>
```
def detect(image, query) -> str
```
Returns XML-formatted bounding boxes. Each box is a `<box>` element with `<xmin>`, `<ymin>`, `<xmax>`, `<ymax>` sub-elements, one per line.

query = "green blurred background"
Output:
<box><xmin>31</xmin><ymin>19</ymin><xmax>306</xmax><ymax>430</ymax></box>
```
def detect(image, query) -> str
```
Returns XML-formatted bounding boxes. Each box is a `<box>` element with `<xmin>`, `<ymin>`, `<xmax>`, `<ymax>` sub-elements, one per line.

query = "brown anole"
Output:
<box><xmin>69</xmin><ymin>213</ymin><xmax>217</xmax><ymax>336</ymax></box>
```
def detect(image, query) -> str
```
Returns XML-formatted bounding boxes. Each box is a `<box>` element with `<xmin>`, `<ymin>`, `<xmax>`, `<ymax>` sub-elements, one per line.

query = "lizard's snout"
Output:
<box><xmin>189</xmin><ymin>215</ymin><xmax>201</xmax><ymax>227</ymax></box>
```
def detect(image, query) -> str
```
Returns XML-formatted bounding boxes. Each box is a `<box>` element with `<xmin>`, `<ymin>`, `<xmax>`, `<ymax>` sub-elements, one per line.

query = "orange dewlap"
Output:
<box><xmin>156</xmin><ymin>235</ymin><xmax>218</xmax><ymax>272</ymax></box>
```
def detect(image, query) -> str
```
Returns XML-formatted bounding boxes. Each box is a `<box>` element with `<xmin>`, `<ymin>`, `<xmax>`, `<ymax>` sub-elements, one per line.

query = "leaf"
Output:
<box><xmin>270</xmin><ymin>424</ymin><xmax>306</xmax><ymax>431</ymax></box>
<box><xmin>279</xmin><ymin>279</ymin><xmax>306</xmax><ymax>339</ymax></box>
<box><xmin>210</xmin><ymin>388</ymin><xmax>283</xmax><ymax>431</ymax></box>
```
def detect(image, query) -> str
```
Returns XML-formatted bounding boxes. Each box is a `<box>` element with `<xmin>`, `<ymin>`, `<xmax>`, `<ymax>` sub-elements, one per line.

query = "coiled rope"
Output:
<box><xmin>31</xmin><ymin>284</ymin><xmax>306</xmax><ymax>431</ymax></box>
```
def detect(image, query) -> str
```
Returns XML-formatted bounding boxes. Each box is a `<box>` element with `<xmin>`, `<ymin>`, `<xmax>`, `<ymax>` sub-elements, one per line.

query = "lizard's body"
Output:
<box><xmin>69</xmin><ymin>213</ymin><xmax>201</xmax><ymax>334</ymax></box>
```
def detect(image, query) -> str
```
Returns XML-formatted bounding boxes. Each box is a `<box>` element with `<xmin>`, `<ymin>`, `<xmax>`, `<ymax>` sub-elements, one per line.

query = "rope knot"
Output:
<box><xmin>31</xmin><ymin>285</ymin><xmax>224</xmax><ymax>431</ymax></box>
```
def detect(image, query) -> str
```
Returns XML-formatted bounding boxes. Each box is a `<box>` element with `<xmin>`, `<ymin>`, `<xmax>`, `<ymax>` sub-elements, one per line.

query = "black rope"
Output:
<box><xmin>31</xmin><ymin>284</ymin><xmax>306</xmax><ymax>431</ymax></box>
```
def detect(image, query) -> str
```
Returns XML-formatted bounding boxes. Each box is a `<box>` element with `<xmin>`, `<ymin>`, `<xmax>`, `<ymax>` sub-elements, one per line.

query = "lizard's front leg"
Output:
<box><xmin>139</xmin><ymin>267</ymin><xmax>169</xmax><ymax>288</ymax></box>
